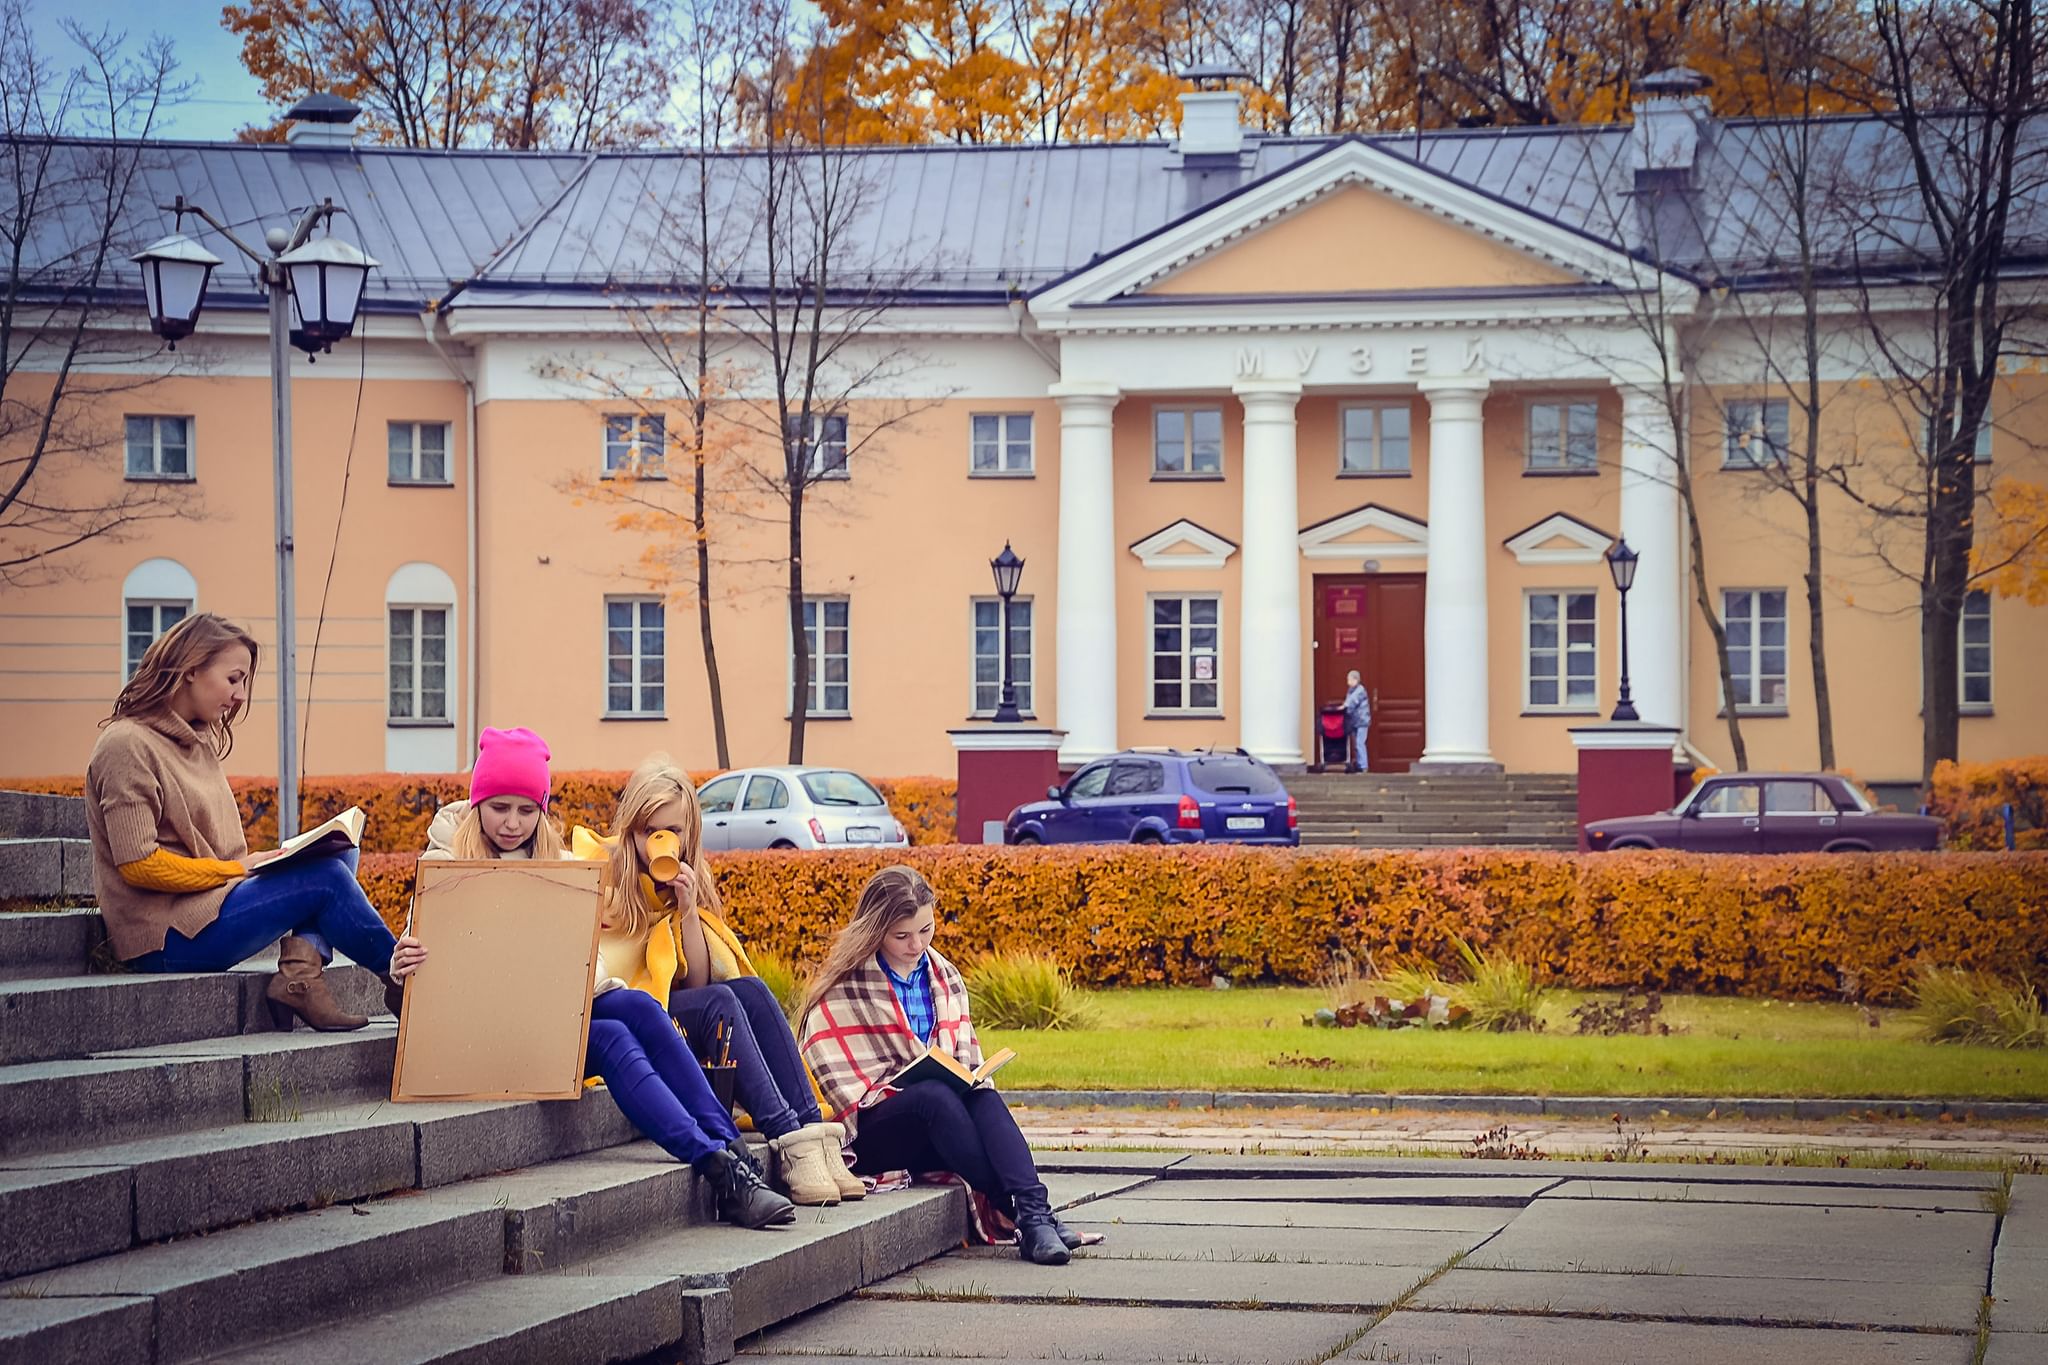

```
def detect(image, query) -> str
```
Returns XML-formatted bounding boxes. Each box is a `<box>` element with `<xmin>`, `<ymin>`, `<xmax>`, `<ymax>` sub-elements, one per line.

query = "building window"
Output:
<box><xmin>1153</xmin><ymin>407</ymin><xmax>1223</xmax><ymax>478</ymax></box>
<box><xmin>1526</xmin><ymin>400</ymin><xmax>1597</xmax><ymax>472</ymax></box>
<box><xmin>1150</xmin><ymin>594</ymin><xmax>1221</xmax><ymax>713</ymax></box>
<box><xmin>1725</xmin><ymin>399</ymin><xmax>1790</xmax><ymax>468</ymax></box>
<box><xmin>791</xmin><ymin>412</ymin><xmax>850</xmax><ymax>480</ymax></box>
<box><xmin>387</xmin><ymin>606</ymin><xmax>450</xmax><ymax>723</ymax></box>
<box><xmin>971</xmin><ymin>597</ymin><xmax>1033</xmax><ymax>715</ymax></box>
<box><xmin>1961</xmin><ymin>589</ymin><xmax>1992</xmax><ymax>712</ymax></box>
<box><xmin>1339</xmin><ymin>404</ymin><xmax>1411</xmax><ymax>475</ymax></box>
<box><xmin>388</xmin><ymin>422</ymin><xmax>451</xmax><ymax>485</ymax></box>
<box><xmin>970</xmin><ymin>413</ymin><xmax>1034</xmax><ymax>475</ymax></box>
<box><xmin>1723</xmin><ymin>588</ymin><xmax>1788</xmax><ymax>710</ymax></box>
<box><xmin>796</xmin><ymin>597</ymin><xmax>851</xmax><ymax>715</ymax></box>
<box><xmin>604</xmin><ymin>597</ymin><xmax>665</xmax><ymax>716</ymax></box>
<box><xmin>1525</xmin><ymin>590</ymin><xmax>1597</xmax><ymax>711</ymax></box>
<box><xmin>124</xmin><ymin>600</ymin><xmax>189</xmax><ymax>678</ymax></box>
<box><xmin>125</xmin><ymin>415</ymin><xmax>192</xmax><ymax>480</ymax></box>
<box><xmin>603</xmin><ymin>413</ymin><xmax>665</xmax><ymax>476</ymax></box>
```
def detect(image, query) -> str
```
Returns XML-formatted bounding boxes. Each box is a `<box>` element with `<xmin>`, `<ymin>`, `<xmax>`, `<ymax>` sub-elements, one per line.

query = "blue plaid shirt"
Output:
<box><xmin>881</xmin><ymin>952</ymin><xmax>936</xmax><ymax>1044</ymax></box>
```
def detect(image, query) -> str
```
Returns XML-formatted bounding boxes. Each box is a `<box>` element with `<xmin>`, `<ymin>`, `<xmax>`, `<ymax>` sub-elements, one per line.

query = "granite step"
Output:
<box><xmin>0</xmin><ymin>909</ymin><xmax>106</xmax><ymax>981</ymax></box>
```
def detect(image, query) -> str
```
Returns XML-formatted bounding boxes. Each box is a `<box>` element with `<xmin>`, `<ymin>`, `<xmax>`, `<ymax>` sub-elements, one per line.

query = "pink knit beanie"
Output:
<box><xmin>470</xmin><ymin>727</ymin><xmax>552</xmax><ymax>807</ymax></box>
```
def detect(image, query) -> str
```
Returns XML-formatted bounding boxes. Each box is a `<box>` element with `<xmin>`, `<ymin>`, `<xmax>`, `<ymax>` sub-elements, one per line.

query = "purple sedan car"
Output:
<box><xmin>1585</xmin><ymin>773</ymin><xmax>1942</xmax><ymax>853</ymax></box>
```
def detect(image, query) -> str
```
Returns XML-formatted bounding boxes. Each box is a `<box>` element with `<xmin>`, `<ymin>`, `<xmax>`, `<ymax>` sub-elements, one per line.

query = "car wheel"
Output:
<box><xmin>769</xmin><ymin>839</ymin><xmax>798</xmax><ymax>850</ymax></box>
<box><xmin>1823</xmin><ymin>841</ymin><xmax>1873</xmax><ymax>854</ymax></box>
<box><xmin>1610</xmin><ymin>839</ymin><xmax>1655</xmax><ymax>851</ymax></box>
<box><xmin>1133</xmin><ymin>831</ymin><xmax>1162</xmax><ymax>845</ymax></box>
<box><xmin>1011</xmin><ymin>831</ymin><xmax>1041</xmax><ymax>845</ymax></box>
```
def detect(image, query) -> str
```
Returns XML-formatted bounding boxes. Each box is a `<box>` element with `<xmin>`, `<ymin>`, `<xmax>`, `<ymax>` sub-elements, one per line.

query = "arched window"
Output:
<box><xmin>120</xmin><ymin>558</ymin><xmax>198</xmax><ymax>680</ymax></box>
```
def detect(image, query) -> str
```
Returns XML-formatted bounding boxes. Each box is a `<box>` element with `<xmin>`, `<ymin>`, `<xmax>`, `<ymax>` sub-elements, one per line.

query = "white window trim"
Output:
<box><xmin>789</xmin><ymin>595</ymin><xmax>851</xmax><ymax>718</ymax></box>
<box><xmin>603</xmin><ymin>594</ymin><xmax>667</xmax><ymax>718</ymax></box>
<box><xmin>1150</xmin><ymin>403</ymin><xmax>1226</xmax><ymax>480</ymax></box>
<box><xmin>125</xmin><ymin>414</ymin><xmax>194</xmax><ymax>481</ymax></box>
<box><xmin>797</xmin><ymin>412</ymin><xmax>851</xmax><ymax>482</ymax></box>
<box><xmin>1723</xmin><ymin>398</ymin><xmax>1791</xmax><ymax>470</ymax></box>
<box><xmin>1523</xmin><ymin>397</ymin><xmax>1600</xmax><ymax>473</ymax></box>
<box><xmin>386</xmin><ymin>603</ymin><xmax>454</xmax><ymax>727</ymax></box>
<box><xmin>1146</xmin><ymin>591</ymin><xmax>1225</xmax><ymax>717</ymax></box>
<box><xmin>122</xmin><ymin>599</ymin><xmax>192</xmax><ymax>681</ymax></box>
<box><xmin>1961</xmin><ymin>590</ymin><xmax>1993</xmax><ymax>715</ymax></box>
<box><xmin>1129</xmin><ymin>519</ymin><xmax>1238</xmax><ymax>571</ymax></box>
<box><xmin>388</xmin><ymin>420</ymin><xmax>453</xmax><ymax>486</ymax></box>
<box><xmin>1522</xmin><ymin>589</ymin><xmax>1599</xmax><ymax>714</ymax></box>
<box><xmin>1720</xmin><ymin>587</ymin><xmax>1790</xmax><ymax>714</ymax></box>
<box><xmin>1503</xmin><ymin>513</ymin><xmax>1613</xmax><ymax>566</ymax></box>
<box><xmin>968</xmin><ymin>411</ymin><xmax>1035</xmax><ymax>477</ymax></box>
<box><xmin>969</xmin><ymin>594</ymin><xmax>1036</xmax><ymax>718</ymax></box>
<box><xmin>1336</xmin><ymin>402</ymin><xmax>1413</xmax><ymax>477</ymax></box>
<box><xmin>601</xmin><ymin>413</ymin><xmax>666</xmax><ymax>479</ymax></box>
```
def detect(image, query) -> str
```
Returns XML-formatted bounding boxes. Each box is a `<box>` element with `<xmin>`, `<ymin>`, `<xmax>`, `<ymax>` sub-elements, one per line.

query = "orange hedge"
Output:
<box><xmin>353</xmin><ymin>845</ymin><xmax>2048</xmax><ymax>1005</ymax></box>
<box><xmin>1931</xmin><ymin>756</ymin><xmax>2046</xmax><ymax>851</ymax></box>
<box><xmin>7</xmin><ymin>771</ymin><xmax>958</xmax><ymax>850</ymax></box>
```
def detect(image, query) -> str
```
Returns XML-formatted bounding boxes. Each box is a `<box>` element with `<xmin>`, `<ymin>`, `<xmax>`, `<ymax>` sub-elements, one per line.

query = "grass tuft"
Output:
<box><xmin>964</xmin><ymin>952</ymin><xmax>1098</xmax><ymax>1031</ymax></box>
<box><xmin>1909</xmin><ymin>965</ymin><xmax>2047</xmax><ymax>1049</ymax></box>
<box><xmin>751</xmin><ymin>949</ymin><xmax>805</xmax><ymax>1024</ymax></box>
<box><xmin>1449</xmin><ymin>935</ymin><xmax>1546</xmax><ymax>1033</ymax></box>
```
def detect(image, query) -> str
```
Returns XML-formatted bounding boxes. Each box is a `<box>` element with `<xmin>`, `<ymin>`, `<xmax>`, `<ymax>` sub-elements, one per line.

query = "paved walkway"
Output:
<box><xmin>740</xmin><ymin>1152</ymin><xmax>2044</xmax><ymax>1364</ymax></box>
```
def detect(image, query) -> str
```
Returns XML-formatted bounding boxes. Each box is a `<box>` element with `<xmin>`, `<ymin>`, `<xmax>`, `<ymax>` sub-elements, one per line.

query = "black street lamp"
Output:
<box><xmin>989</xmin><ymin>541</ymin><xmax>1025</xmax><ymax>724</ymax></box>
<box><xmin>1606</xmin><ymin>537</ymin><xmax>1641</xmax><ymax>723</ymax></box>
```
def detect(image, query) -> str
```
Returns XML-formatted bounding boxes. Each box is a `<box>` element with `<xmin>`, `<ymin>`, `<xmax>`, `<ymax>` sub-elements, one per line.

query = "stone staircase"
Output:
<box><xmin>0</xmin><ymin>791</ymin><xmax>968</xmax><ymax>1364</ymax></box>
<box><xmin>1287</xmin><ymin>771</ymin><xmax>1580</xmax><ymax>849</ymax></box>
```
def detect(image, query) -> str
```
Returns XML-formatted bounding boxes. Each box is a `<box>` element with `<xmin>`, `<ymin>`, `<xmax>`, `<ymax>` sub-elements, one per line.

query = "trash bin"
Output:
<box><xmin>1317</xmin><ymin>703</ymin><xmax>1348</xmax><ymax>769</ymax></box>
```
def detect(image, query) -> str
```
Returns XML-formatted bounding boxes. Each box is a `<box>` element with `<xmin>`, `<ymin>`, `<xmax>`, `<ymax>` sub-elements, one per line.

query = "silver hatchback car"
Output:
<box><xmin>696</xmin><ymin>766</ymin><xmax>910</xmax><ymax>851</ymax></box>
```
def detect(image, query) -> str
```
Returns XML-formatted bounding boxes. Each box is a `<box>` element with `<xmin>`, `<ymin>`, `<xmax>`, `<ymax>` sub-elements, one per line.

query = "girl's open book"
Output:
<box><xmin>249</xmin><ymin>807</ymin><xmax>364</xmax><ymax>875</ymax></box>
<box><xmin>886</xmin><ymin>1045</ymin><xmax>1018</xmax><ymax>1094</ymax></box>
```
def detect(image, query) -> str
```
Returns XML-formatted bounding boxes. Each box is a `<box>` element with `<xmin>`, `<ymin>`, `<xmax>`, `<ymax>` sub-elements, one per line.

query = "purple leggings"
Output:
<box><xmin>585</xmin><ymin>988</ymin><xmax>736</xmax><ymax>1165</ymax></box>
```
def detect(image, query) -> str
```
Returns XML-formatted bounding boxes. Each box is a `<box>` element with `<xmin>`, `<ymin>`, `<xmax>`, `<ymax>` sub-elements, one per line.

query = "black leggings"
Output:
<box><xmin>850</xmin><ymin>1081</ymin><xmax>1046</xmax><ymax>1208</ymax></box>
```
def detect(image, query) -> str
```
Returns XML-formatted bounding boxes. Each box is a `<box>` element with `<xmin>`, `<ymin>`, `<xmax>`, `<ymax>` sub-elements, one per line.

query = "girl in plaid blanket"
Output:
<box><xmin>798</xmin><ymin>866</ymin><xmax>1102</xmax><ymax>1266</ymax></box>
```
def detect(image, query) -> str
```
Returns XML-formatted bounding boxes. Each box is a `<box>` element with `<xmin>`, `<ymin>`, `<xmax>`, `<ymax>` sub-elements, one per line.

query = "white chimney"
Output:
<box><xmin>1176</xmin><ymin>63</ymin><xmax>1250</xmax><ymax>158</ymax></box>
<box><xmin>1631</xmin><ymin>68</ymin><xmax>1713</xmax><ymax>175</ymax></box>
<box><xmin>283</xmin><ymin>92</ymin><xmax>362</xmax><ymax>149</ymax></box>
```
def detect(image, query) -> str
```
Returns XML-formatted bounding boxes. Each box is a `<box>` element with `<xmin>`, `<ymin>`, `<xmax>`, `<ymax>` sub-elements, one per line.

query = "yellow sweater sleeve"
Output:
<box><xmin>117</xmin><ymin>847</ymin><xmax>246</xmax><ymax>893</ymax></box>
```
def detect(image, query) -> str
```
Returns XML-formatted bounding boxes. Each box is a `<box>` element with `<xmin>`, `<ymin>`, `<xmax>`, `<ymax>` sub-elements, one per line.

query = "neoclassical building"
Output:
<box><xmin>3</xmin><ymin>79</ymin><xmax>2043</xmax><ymax>794</ymax></box>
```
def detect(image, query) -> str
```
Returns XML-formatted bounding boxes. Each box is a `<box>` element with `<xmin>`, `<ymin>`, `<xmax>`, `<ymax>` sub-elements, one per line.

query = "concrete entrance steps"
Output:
<box><xmin>0</xmin><ymin>879</ymin><xmax>971</xmax><ymax>1362</ymax></box>
<box><xmin>1287</xmin><ymin>771</ymin><xmax>1580</xmax><ymax>849</ymax></box>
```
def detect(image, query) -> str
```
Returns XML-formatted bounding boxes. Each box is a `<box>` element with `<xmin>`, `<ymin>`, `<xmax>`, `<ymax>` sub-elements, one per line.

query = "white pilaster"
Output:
<box><xmin>1417</xmin><ymin>378</ymin><xmax>1498</xmax><ymax>770</ymax></box>
<box><xmin>1615</xmin><ymin>380</ymin><xmax>1685</xmax><ymax>733</ymax></box>
<box><xmin>1051</xmin><ymin>381</ymin><xmax>1122</xmax><ymax>766</ymax></box>
<box><xmin>1233</xmin><ymin>380</ymin><xmax>1305</xmax><ymax>765</ymax></box>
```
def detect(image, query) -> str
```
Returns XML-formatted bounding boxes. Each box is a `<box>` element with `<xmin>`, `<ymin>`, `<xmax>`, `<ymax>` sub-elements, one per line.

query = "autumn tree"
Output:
<box><xmin>1</xmin><ymin>1</ymin><xmax>195</xmax><ymax>587</ymax></box>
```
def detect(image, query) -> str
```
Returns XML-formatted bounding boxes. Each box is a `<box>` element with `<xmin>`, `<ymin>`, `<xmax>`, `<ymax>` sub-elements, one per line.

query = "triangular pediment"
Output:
<box><xmin>1144</xmin><ymin>186</ymin><xmax>1581</xmax><ymax>298</ymax></box>
<box><xmin>1298</xmin><ymin>504</ymin><xmax>1428</xmax><ymax>560</ymax></box>
<box><xmin>1130</xmin><ymin>519</ymin><xmax>1237</xmax><ymax>570</ymax></box>
<box><xmin>1503</xmin><ymin>512</ymin><xmax>1614</xmax><ymax>564</ymax></box>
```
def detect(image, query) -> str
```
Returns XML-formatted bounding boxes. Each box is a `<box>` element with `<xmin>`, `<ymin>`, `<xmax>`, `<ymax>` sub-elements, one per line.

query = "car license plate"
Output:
<box><xmin>1226</xmin><ymin>816</ymin><xmax>1265</xmax><ymax>831</ymax></box>
<box><xmin>845</xmin><ymin>826</ymin><xmax>882</xmax><ymax>843</ymax></box>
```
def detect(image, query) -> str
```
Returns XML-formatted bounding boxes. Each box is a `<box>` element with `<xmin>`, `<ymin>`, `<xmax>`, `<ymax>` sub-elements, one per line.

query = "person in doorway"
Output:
<box><xmin>1343</xmin><ymin>669</ymin><xmax>1372</xmax><ymax>773</ymax></box>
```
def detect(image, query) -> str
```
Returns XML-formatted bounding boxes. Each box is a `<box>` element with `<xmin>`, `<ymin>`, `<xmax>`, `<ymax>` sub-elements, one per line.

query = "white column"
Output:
<box><xmin>1616</xmin><ymin>380</ymin><xmax>1684</xmax><ymax>733</ymax></box>
<box><xmin>1233</xmin><ymin>380</ymin><xmax>1305</xmax><ymax>765</ymax></box>
<box><xmin>1417</xmin><ymin>378</ymin><xmax>1498</xmax><ymax>770</ymax></box>
<box><xmin>1051</xmin><ymin>381</ymin><xmax>1121</xmax><ymax>766</ymax></box>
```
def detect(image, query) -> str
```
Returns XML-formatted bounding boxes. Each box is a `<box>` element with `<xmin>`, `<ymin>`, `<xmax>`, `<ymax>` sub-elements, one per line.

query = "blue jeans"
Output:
<box><xmin>586</xmin><ymin>988</ymin><xmax>736</xmax><ymax>1165</ymax></box>
<box><xmin>669</xmin><ymin>976</ymin><xmax>820</xmax><ymax>1139</ymax></box>
<box><xmin>1351</xmin><ymin>726</ymin><xmax>1370</xmax><ymax>770</ymax></box>
<box><xmin>130</xmin><ymin>847</ymin><xmax>396</xmax><ymax>975</ymax></box>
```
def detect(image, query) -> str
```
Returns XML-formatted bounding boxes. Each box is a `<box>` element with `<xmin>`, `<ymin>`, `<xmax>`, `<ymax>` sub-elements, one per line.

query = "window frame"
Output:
<box><xmin>602</xmin><ymin>594</ymin><xmax>667</xmax><ymax>719</ymax></box>
<box><xmin>791</xmin><ymin>595</ymin><xmax>851</xmax><ymax>718</ymax></box>
<box><xmin>698</xmin><ymin>774</ymin><xmax>744</xmax><ymax>814</ymax></box>
<box><xmin>124</xmin><ymin>414</ymin><xmax>194</xmax><ymax>481</ymax></box>
<box><xmin>1522</xmin><ymin>588</ymin><xmax>1599</xmax><ymax>714</ymax></box>
<box><xmin>1723</xmin><ymin>398</ymin><xmax>1791</xmax><ymax>470</ymax></box>
<box><xmin>123</xmin><ymin>599</ymin><xmax>191</xmax><ymax>680</ymax></box>
<box><xmin>388</xmin><ymin>420</ymin><xmax>453</xmax><ymax>486</ymax></box>
<box><xmin>1151</xmin><ymin>404</ymin><xmax>1226</xmax><ymax>481</ymax></box>
<box><xmin>1523</xmin><ymin>398</ymin><xmax>1600</xmax><ymax>474</ymax></box>
<box><xmin>386</xmin><ymin>604</ymin><xmax>453</xmax><ymax>727</ymax></box>
<box><xmin>792</xmin><ymin>411</ymin><xmax>851</xmax><ymax>482</ymax></box>
<box><xmin>601</xmin><ymin>412</ymin><xmax>667</xmax><ymax>479</ymax></box>
<box><xmin>969</xmin><ymin>412</ymin><xmax>1035</xmax><ymax>477</ymax></box>
<box><xmin>1147</xmin><ymin>591</ymin><xmax>1225</xmax><ymax>717</ymax></box>
<box><xmin>1721</xmin><ymin>587</ymin><xmax>1790</xmax><ymax>714</ymax></box>
<box><xmin>969</xmin><ymin>594</ymin><xmax>1035</xmax><ymax>718</ymax></box>
<box><xmin>1961</xmin><ymin>588</ymin><xmax>1993</xmax><ymax>714</ymax></box>
<box><xmin>1337</xmin><ymin>402</ymin><xmax>1413</xmax><ymax>477</ymax></box>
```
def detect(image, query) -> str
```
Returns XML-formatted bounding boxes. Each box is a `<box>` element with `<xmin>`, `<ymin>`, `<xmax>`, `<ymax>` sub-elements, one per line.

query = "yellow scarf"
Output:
<box><xmin>569</xmin><ymin>825</ymin><xmax>755</xmax><ymax>1001</ymax></box>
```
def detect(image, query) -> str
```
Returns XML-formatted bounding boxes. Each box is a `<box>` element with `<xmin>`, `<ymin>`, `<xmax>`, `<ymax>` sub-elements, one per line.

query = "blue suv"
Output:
<box><xmin>1004</xmin><ymin>748</ymin><xmax>1298</xmax><ymax>846</ymax></box>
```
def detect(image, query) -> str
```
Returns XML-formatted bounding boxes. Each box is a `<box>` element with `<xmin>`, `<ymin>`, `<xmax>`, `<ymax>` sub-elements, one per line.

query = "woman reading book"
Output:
<box><xmin>798</xmin><ymin>866</ymin><xmax>1101</xmax><ymax>1266</ymax></box>
<box><xmin>82</xmin><ymin>613</ymin><xmax>426</xmax><ymax>1030</ymax></box>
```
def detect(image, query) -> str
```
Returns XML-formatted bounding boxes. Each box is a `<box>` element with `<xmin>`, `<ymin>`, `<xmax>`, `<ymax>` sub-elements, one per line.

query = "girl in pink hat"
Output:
<box><xmin>421</xmin><ymin>726</ymin><xmax>568</xmax><ymax>861</ymax></box>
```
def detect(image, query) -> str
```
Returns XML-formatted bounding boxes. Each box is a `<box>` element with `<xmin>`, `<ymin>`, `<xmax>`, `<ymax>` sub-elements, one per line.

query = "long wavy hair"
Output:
<box><xmin>601</xmin><ymin>754</ymin><xmax>722</xmax><ymax>936</ymax></box>
<box><xmin>103</xmin><ymin>612</ymin><xmax>260</xmax><ymax>760</ymax></box>
<box><xmin>800</xmin><ymin>865</ymin><xmax>936</xmax><ymax>1024</ymax></box>
<box><xmin>449</xmin><ymin>801</ymin><xmax>567</xmax><ymax>860</ymax></box>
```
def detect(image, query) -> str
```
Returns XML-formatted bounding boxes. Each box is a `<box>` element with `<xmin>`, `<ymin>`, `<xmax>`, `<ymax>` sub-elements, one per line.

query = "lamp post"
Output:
<box><xmin>131</xmin><ymin>194</ymin><xmax>378</xmax><ymax>839</ymax></box>
<box><xmin>1606</xmin><ymin>537</ymin><xmax>1641</xmax><ymax>723</ymax></box>
<box><xmin>989</xmin><ymin>542</ymin><xmax>1025</xmax><ymax>724</ymax></box>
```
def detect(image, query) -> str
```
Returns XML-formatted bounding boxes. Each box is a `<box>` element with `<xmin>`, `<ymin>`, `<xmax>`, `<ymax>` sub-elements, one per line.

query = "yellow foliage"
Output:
<box><xmin>1972</xmin><ymin>481</ymin><xmax>2048</xmax><ymax>606</ymax></box>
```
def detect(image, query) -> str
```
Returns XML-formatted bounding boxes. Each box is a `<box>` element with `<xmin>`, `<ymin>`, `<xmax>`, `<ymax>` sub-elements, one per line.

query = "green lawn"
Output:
<box><xmin>981</xmin><ymin>987</ymin><xmax>2048</xmax><ymax>1101</ymax></box>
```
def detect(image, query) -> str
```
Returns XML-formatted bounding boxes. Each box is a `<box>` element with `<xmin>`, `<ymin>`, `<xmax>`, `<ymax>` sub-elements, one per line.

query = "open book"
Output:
<box><xmin>886</xmin><ymin>1044</ymin><xmax>1018</xmax><ymax>1094</ymax></box>
<box><xmin>249</xmin><ymin>806</ymin><xmax>364</xmax><ymax>875</ymax></box>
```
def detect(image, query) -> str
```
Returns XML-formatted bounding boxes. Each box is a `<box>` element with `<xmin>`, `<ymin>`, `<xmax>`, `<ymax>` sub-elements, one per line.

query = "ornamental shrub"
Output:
<box><xmin>1930</xmin><ymin>756</ymin><xmax>2048</xmax><ymax>850</ymax></box>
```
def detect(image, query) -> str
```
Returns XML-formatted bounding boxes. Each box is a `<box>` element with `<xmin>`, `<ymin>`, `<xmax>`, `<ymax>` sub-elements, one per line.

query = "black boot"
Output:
<box><xmin>1010</xmin><ymin>1188</ymin><xmax>1070</xmax><ymax>1266</ymax></box>
<box><xmin>1051</xmin><ymin>1217</ymin><xmax>1102</xmax><ymax>1250</ymax></box>
<box><xmin>726</xmin><ymin>1135</ymin><xmax>766</xmax><ymax>1179</ymax></box>
<box><xmin>379</xmin><ymin>973</ymin><xmax>405</xmax><ymax>1020</ymax></box>
<box><xmin>694</xmin><ymin>1147</ymin><xmax>796</xmax><ymax>1229</ymax></box>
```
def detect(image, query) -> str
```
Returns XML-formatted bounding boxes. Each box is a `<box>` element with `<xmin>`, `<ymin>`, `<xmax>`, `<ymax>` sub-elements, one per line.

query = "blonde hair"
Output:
<box><xmin>800</xmin><ymin>865</ymin><xmax>936</xmax><ymax>1023</ymax></box>
<box><xmin>449</xmin><ymin>801</ymin><xmax>566</xmax><ymax>860</ymax></box>
<box><xmin>602</xmin><ymin>753</ymin><xmax>722</xmax><ymax>936</ymax></box>
<box><xmin>105</xmin><ymin>612</ymin><xmax>261</xmax><ymax>760</ymax></box>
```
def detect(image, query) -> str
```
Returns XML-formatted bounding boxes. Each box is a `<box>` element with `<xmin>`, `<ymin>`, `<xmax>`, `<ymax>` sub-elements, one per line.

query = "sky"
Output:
<box><xmin>26</xmin><ymin>0</ymin><xmax>278</xmax><ymax>141</ymax></box>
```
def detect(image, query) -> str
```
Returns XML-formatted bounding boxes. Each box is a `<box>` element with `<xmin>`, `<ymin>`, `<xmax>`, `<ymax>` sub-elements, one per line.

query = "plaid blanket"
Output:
<box><xmin>799</xmin><ymin>948</ymin><xmax>981</xmax><ymax>1139</ymax></box>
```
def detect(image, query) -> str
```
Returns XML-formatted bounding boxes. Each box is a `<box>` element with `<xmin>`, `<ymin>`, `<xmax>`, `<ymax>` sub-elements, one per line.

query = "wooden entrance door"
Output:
<box><xmin>1313</xmin><ymin>575</ymin><xmax>1426</xmax><ymax>772</ymax></box>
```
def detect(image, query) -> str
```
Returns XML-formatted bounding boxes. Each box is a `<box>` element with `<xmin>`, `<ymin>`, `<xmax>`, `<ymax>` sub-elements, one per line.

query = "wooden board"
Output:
<box><xmin>391</xmin><ymin>859</ymin><xmax>603</xmax><ymax>1102</ymax></box>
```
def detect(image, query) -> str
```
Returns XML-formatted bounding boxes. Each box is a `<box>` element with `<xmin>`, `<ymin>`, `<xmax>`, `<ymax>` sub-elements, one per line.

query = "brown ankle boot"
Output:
<box><xmin>265</xmin><ymin>935</ymin><xmax>370</xmax><ymax>1032</ymax></box>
